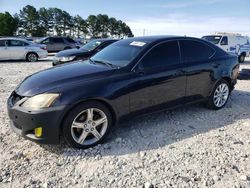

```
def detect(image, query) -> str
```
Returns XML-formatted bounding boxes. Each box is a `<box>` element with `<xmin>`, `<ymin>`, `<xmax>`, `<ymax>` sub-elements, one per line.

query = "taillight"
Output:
<box><xmin>41</xmin><ymin>46</ymin><xmax>47</xmax><ymax>51</ymax></box>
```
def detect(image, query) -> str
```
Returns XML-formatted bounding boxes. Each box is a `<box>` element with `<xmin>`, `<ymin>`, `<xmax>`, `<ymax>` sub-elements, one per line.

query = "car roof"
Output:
<box><xmin>91</xmin><ymin>38</ymin><xmax>119</xmax><ymax>42</ymax></box>
<box><xmin>117</xmin><ymin>36</ymin><xmax>207</xmax><ymax>45</ymax></box>
<box><xmin>0</xmin><ymin>38</ymin><xmax>30</xmax><ymax>42</ymax></box>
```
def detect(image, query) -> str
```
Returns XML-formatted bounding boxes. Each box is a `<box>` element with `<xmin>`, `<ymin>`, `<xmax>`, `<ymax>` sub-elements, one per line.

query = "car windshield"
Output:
<box><xmin>202</xmin><ymin>35</ymin><xmax>222</xmax><ymax>44</ymax></box>
<box><xmin>80</xmin><ymin>40</ymin><xmax>103</xmax><ymax>51</ymax></box>
<box><xmin>90</xmin><ymin>40</ymin><xmax>148</xmax><ymax>67</ymax></box>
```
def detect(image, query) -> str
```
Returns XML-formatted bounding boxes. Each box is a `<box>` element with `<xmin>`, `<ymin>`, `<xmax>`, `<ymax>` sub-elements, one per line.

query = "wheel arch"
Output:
<box><xmin>26</xmin><ymin>51</ymin><xmax>39</xmax><ymax>60</ymax></box>
<box><xmin>59</xmin><ymin>98</ymin><xmax>117</xmax><ymax>134</ymax></box>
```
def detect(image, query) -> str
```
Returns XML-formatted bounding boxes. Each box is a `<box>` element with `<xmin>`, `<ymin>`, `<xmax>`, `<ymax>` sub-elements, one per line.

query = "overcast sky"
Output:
<box><xmin>0</xmin><ymin>0</ymin><xmax>249</xmax><ymax>37</ymax></box>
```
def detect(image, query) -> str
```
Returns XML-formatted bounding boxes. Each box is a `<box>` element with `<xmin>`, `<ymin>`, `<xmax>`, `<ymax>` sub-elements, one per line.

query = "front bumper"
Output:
<box><xmin>7</xmin><ymin>95</ymin><xmax>66</xmax><ymax>144</ymax></box>
<box><xmin>37</xmin><ymin>50</ymin><xmax>48</xmax><ymax>59</ymax></box>
<box><xmin>52</xmin><ymin>56</ymin><xmax>74</xmax><ymax>66</ymax></box>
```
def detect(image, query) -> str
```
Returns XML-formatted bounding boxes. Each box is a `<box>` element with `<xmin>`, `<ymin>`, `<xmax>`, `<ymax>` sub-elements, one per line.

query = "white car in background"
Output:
<box><xmin>202</xmin><ymin>33</ymin><xmax>250</xmax><ymax>63</ymax></box>
<box><xmin>0</xmin><ymin>38</ymin><xmax>48</xmax><ymax>62</ymax></box>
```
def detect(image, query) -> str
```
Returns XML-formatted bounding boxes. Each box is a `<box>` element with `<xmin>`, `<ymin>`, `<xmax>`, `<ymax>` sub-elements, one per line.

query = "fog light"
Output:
<box><xmin>35</xmin><ymin>127</ymin><xmax>42</xmax><ymax>137</ymax></box>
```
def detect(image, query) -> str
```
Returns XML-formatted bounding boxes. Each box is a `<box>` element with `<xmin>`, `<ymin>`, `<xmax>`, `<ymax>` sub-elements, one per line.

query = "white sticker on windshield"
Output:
<box><xmin>130</xmin><ymin>41</ymin><xmax>146</xmax><ymax>47</ymax></box>
<box><xmin>215</xmin><ymin>37</ymin><xmax>221</xmax><ymax>39</ymax></box>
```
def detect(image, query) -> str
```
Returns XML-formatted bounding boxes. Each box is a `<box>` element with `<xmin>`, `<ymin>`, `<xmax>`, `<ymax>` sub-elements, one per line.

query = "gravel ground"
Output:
<box><xmin>0</xmin><ymin>57</ymin><xmax>250</xmax><ymax>188</ymax></box>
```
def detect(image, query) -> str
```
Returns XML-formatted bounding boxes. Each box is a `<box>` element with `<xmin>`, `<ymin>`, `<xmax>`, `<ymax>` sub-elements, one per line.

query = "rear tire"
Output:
<box><xmin>238</xmin><ymin>53</ymin><xmax>246</xmax><ymax>63</ymax></box>
<box><xmin>26</xmin><ymin>52</ymin><xmax>38</xmax><ymax>62</ymax></box>
<box><xmin>206</xmin><ymin>79</ymin><xmax>230</xmax><ymax>110</ymax></box>
<box><xmin>62</xmin><ymin>101</ymin><xmax>113</xmax><ymax>149</ymax></box>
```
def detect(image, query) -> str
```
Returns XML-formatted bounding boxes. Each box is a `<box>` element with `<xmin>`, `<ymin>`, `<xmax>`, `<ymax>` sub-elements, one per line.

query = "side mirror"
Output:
<box><xmin>132</xmin><ymin>63</ymin><xmax>145</xmax><ymax>76</ymax></box>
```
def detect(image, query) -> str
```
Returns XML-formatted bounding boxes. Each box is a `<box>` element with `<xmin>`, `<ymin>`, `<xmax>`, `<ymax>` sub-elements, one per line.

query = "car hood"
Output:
<box><xmin>15</xmin><ymin>61</ymin><xmax>115</xmax><ymax>96</ymax></box>
<box><xmin>56</xmin><ymin>48</ymin><xmax>90</xmax><ymax>57</ymax></box>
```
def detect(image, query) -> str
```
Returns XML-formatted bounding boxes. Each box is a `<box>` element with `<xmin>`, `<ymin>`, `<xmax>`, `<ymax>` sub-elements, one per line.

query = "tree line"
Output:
<box><xmin>0</xmin><ymin>5</ymin><xmax>134</xmax><ymax>38</ymax></box>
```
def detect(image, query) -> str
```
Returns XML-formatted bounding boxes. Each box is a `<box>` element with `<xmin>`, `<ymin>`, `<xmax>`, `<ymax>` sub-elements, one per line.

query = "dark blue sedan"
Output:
<box><xmin>7</xmin><ymin>36</ymin><xmax>239</xmax><ymax>149</ymax></box>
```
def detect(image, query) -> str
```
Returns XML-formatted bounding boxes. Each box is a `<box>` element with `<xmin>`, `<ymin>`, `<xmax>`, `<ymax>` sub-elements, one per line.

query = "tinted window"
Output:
<box><xmin>0</xmin><ymin>40</ymin><xmax>6</xmax><ymax>47</ymax></box>
<box><xmin>140</xmin><ymin>41</ymin><xmax>180</xmax><ymax>69</ymax></box>
<box><xmin>220</xmin><ymin>36</ymin><xmax>228</xmax><ymax>45</ymax></box>
<box><xmin>80</xmin><ymin>40</ymin><xmax>103</xmax><ymax>51</ymax></box>
<box><xmin>180</xmin><ymin>40</ymin><xmax>215</xmax><ymax>64</ymax></box>
<box><xmin>9</xmin><ymin>40</ymin><xmax>25</xmax><ymax>47</ymax></box>
<box><xmin>202</xmin><ymin>35</ymin><xmax>222</xmax><ymax>44</ymax></box>
<box><xmin>65</xmin><ymin>38</ymin><xmax>75</xmax><ymax>43</ymax></box>
<box><xmin>53</xmin><ymin>38</ymin><xmax>64</xmax><ymax>43</ymax></box>
<box><xmin>97</xmin><ymin>42</ymin><xmax>113</xmax><ymax>50</ymax></box>
<box><xmin>41</xmin><ymin>38</ymin><xmax>50</xmax><ymax>44</ymax></box>
<box><xmin>91</xmin><ymin>40</ymin><xmax>148</xmax><ymax>67</ymax></box>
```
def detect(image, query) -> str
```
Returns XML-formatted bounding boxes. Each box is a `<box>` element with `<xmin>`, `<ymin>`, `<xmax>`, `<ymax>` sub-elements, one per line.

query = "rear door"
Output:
<box><xmin>179</xmin><ymin>39</ymin><xmax>216</xmax><ymax>101</ymax></box>
<box><xmin>53</xmin><ymin>38</ymin><xmax>65</xmax><ymax>51</ymax></box>
<box><xmin>7</xmin><ymin>40</ymin><xmax>28</xmax><ymax>60</ymax></box>
<box><xmin>0</xmin><ymin>40</ymin><xmax>9</xmax><ymax>60</ymax></box>
<box><xmin>129</xmin><ymin>40</ymin><xmax>186</xmax><ymax>113</ymax></box>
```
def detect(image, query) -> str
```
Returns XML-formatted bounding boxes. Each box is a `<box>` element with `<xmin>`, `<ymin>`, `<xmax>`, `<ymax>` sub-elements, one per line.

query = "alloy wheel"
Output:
<box><xmin>70</xmin><ymin>108</ymin><xmax>108</xmax><ymax>146</ymax></box>
<box><xmin>213</xmin><ymin>83</ymin><xmax>229</xmax><ymax>108</ymax></box>
<box><xmin>28</xmin><ymin>54</ymin><xmax>37</xmax><ymax>62</ymax></box>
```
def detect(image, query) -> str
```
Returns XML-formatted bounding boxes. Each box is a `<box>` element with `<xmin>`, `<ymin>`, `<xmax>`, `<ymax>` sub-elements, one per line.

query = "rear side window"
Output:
<box><xmin>53</xmin><ymin>38</ymin><xmax>64</xmax><ymax>43</ymax></box>
<box><xmin>9</xmin><ymin>40</ymin><xmax>25</xmax><ymax>47</ymax></box>
<box><xmin>140</xmin><ymin>41</ymin><xmax>180</xmax><ymax>69</ymax></box>
<box><xmin>180</xmin><ymin>40</ymin><xmax>215</xmax><ymax>64</ymax></box>
<box><xmin>220</xmin><ymin>36</ymin><xmax>228</xmax><ymax>45</ymax></box>
<box><xmin>65</xmin><ymin>38</ymin><xmax>75</xmax><ymax>43</ymax></box>
<box><xmin>0</xmin><ymin>40</ymin><xmax>6</xmax><ymax>47</ymax></box>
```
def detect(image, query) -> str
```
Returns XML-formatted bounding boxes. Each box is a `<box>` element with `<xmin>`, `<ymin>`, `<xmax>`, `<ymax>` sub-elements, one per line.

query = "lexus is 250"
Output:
<box><xmin>7</xmin><ymin>36</ymin><xmax>239</xmax><ymax>149</ymax></box>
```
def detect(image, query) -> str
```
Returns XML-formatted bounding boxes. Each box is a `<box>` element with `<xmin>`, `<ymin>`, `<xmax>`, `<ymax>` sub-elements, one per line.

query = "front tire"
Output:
<box><xmin>206</xmin><ymin>79</ymin><xmax>230</xmax><ymax>110</ymax></box>
<box><xmin>26</xmin><ymin>52</ymin><xmax>38</xmax><ymax>62</ymax></box>
<box><xmin>238</xmin><ymin>53</ymin><xmax>246</xmax><ymax>63</ymax></box>
<box><xmin>62</xmin><ymin>101</ymin><xmax>112</xmax><ymax>149</ymax></box>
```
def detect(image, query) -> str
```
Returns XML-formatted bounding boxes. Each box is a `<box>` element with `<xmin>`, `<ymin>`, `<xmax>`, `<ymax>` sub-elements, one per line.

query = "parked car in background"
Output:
<box><xmin>0</xmin><ymin>38</ymin><xmax>48</xmax><ymax>62</ymax></box>
<box><xmin>52</xmin><ymin>39</ymin><xmax>118</xmax><ymax>66</ymax></box>
<box><xmin>36</xmin><ymin>37</ymin><xmax>78</xmax><ymax>52</ymax></box>
<box><xmin>7</xmin><ymin>36</ymin><xmax>239</xmax><ymax>149</ymax></box>
<box><xmin>202</xmin><ymin>33</ymin><xmax>250</xmax><ymax>63</ymax></box>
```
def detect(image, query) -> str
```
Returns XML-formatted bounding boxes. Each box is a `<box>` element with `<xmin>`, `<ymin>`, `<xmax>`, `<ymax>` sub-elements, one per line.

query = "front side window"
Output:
<box><xmin>53</xmin><ymin>38</ymin><xmax>64</xmax><ymax>43</ymax></box>
<box><xmin>180</xmin><ymin>40</ymin><xmax>215</xmax><ymax>64</ymax></box>
<box><xmin>0</xmin><ymin>40</ymin><xmax>6</xmax><ymax>47</ymax></box>
<box><xmin>9</xmin><ymin>40</ymin><xmax>25</xmax><ymax>47</ymax></box>
<box><xmin>140</xmin><ymin>41</ymin><xmax>180</xmax><ymax>69</ymax></box>
<box><xmin>220</xmin><ymin>36</ymin><xmax>228</xmax><ymax>45</ymax></box>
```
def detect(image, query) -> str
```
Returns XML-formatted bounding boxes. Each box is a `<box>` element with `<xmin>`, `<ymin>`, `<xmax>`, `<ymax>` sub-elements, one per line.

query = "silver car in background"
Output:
<box><xmin>0</xmin><ymin>38</ymin><xmax>48</xmax><ymax>62</ymax></box>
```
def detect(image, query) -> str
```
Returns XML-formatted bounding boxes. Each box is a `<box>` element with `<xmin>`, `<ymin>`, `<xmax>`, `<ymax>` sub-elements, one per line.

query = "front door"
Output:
<box><xmin>129</xmin><ymin>40</ymin><xmax>186</xmax><ymax>114</ymax></box>
<box><xmin>7</xmin><ymin>40</ymin><xmax>27</xmax><ymax>60</ymax></box>
<box><xmin>0</xmin><ymin>40</ymin><xmax>9</xmax><ymax>60</ymax></box>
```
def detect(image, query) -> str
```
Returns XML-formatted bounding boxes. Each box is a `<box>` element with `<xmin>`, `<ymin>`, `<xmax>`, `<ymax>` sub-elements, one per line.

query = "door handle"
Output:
<box><xmin>137</xmin><ymin>71</ymin><xmax>145</xmax><ymax>76</ymax></box>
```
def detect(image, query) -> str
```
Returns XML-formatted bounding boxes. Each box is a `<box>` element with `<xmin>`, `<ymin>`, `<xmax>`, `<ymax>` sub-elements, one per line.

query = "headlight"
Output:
<box><xmin>60</xmin><ymin>56</ymin><xmax>75</xmax><ymax>62</ymax></box>
<box><xmin>21</xmin><ymin>93</ymin><xmax>59</xmax><ymax>109</ymax></box>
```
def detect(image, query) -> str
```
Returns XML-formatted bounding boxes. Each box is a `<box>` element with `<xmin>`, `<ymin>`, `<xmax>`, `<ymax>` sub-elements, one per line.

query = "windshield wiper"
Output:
<box><xmin>89</xmin><ymin>58</ymin><xmax>119</xmax><ymax>68</ymax></box>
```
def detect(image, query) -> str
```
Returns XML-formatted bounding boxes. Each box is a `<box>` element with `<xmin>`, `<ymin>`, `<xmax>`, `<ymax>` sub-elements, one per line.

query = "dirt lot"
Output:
<box><xmin>0</xmin><ymin>57</ymin><xmax>250</xmax><ymax>188</ymax></box>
